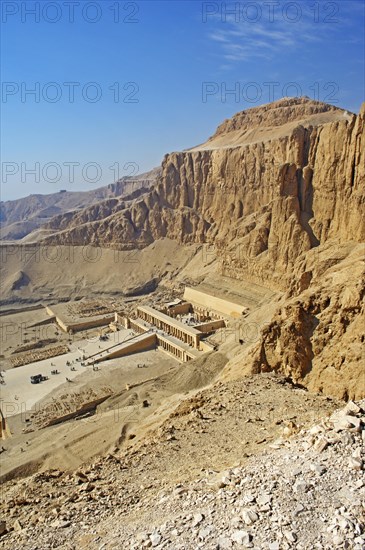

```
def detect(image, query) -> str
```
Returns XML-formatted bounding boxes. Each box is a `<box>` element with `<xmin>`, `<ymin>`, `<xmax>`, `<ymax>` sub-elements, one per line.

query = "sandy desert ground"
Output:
<box><xmin>0</xmin><ymin>246</ymin><xmax>280</xmax><ymax>483</ymax></box>
<box><xmin>1</xmin><ymin>345</ymin><xmax>180</xmax><ymax>480</ymax></box>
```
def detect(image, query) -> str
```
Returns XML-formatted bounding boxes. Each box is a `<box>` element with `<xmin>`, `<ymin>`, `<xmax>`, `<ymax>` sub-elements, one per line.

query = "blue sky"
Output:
<box><xmin>1</xmin><ymin>0</ymin><xmax>364</xmax><ymax>200</ymax></box>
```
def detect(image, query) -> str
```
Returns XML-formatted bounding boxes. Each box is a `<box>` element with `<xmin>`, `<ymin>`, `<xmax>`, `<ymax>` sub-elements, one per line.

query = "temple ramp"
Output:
<box><xmin>85</xmin><ymin>333</ymin><xmax>156</xmax><ymax>364</ymax></box>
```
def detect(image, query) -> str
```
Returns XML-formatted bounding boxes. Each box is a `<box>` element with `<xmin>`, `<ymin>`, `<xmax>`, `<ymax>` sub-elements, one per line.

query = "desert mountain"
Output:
<box><xmin>0</xmin><ymin>168</ymin><xmax>160</xmax><ymax>241</ymax></box>
<box><xmin>28</xmin><ymin>97</ymin><xmax>364</xmax><ymax>282</ymax></box>
<box><xmin>1</xmin><ymin>97</ymin><xmax>365</xmax><ymax>549</ymax></box>
<box><xmin>1</xmin><ymin>97</ymin><xmax>364</xmax><ymax>400</ymax></box>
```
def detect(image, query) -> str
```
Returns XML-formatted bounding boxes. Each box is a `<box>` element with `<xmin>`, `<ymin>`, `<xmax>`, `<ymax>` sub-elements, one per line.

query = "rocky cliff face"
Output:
<box><xmin>39</xmin><ymin>98</ymin><xmax>364</xmax><ymax>291</ymax></box>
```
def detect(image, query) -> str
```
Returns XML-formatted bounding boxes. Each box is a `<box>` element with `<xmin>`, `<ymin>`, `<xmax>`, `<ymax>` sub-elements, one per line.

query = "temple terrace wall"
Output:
<box><xmin>137</xmin><ymin>305</ymin><xmax>201</xmax><ymax>349</ymax></box>
<box><xmin>46</xmin><ymin>306</ymin><xmax>114</xmax><ymax>333</ymax></box>
<box><xmin>183</xmin><ymin>287</ymin><xmax>247</xmax><ymax>318</ymax></box>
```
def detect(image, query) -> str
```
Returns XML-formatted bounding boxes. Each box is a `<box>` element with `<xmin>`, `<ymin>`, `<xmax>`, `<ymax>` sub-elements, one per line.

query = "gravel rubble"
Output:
<box><xmin>1</xmin><ymin>399</ymin><xmax>364</xmax><ymax>549</ymax></box>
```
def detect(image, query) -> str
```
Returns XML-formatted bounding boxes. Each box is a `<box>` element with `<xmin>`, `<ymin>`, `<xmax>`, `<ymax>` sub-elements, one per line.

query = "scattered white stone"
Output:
<box><xmin>310</xmin><ymin>463</ymin><xmax>326</xmax><ymax>475</ymax></box>
<box><xmin>333</xmin><ymin>534</ymin><xmax>344</xmax><ymax>545</ymax></box>
<box><xmin>309</xmin><ymin>425</ymin><xmax>324</xmax><ymax>435</ymax></box>
<box><xmin>13</xmin><ymin>519</ymin><xmax>23</xmax><ymax>532</ymax></box>
<box><xmin>217</xmin><ymin>535</ymin><xmax>232</xmax><ymax>548</ymax></box>
<box><xmin>243</xmin><ymin>492</ymin><xmax>256</xmax><ymax>504</ymax></box>
<box><xmin>314</xmin><ymin>437</ymin><xmax>328</xmax><ymax>453</ymax></box>
<box><xmin>294</xmin><ymin>503</ymin><xmax>305</xmax><ymax>516</ymax></box>
<box><xmin>150</xmin><ymin>533</ymin><xmax>162</xmax><ymax>547</ymax></box>
<box><xmin>269</xmin><ymin>438</ymin><xmax>286</xmax><ymax>449</ymax></box>
<box><xmin>348</xmin><ymin>457</ymin><xmax>363</xmax><ymax>470</ymax></box>
<box><xmin>294</xmin><ymin>480</ymin><xmax>309</xmax><ymax>493</ymax></box>
<box><xmin>230</xmin><ymin>516</ymin><xmax>241</xmax><ymax>528</ymax></box>
<box><xmin>241</xmin><ymin>509</ymin><xmax>258</xmax><ymax>525</ymax></box>
<box><xmin>284</xmin><ymin>530</ymin><xmax>297</xmax><ymax>542</ymax></box>
<box><xmin>198</xmin><ymin>525</ymin><xmax>212</xmax><ymax>540</ymax></box>
<box><xmin>352</xmin><ymin>447</ymin><xmax>362</xmax><ymax>459</ymax></box>
<box><xmin>192</xmin><ymin>513</ymin><xmax>204</xmax><ymax>527</ymax></box>
<box><xmin>257</xmin><ymin>493</ymin><xmax>271</xmax><ymax>506</ymax></box>
<box><xmin>51</xmin><ymin>520</ymin><xmax>71</xmax><ymax>528</ymax></box>
<box><xmin>231</xmin><ymin>529</ymin><xmax>251</xmax><ymax>545</ymax></box>
<box><xmin>344</xmin><ymin>401</ymin><xmax>361</xmax><ymax>416</ymax></box>
<box><xmin>333</xmin><ymin>415</ymin><xmax>361</xmax><ymax>432</ymax></box>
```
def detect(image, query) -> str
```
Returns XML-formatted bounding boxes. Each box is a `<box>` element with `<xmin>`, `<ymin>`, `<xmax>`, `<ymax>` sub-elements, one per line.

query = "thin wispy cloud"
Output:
<box><xmin>205</xmin><ymin>1</ymin><xmax>360</xmax><ymax>66</ymax></box>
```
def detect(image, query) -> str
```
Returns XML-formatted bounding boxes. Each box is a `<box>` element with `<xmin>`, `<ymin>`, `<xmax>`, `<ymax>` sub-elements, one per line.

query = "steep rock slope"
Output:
<box><xmin>222</xmin><ymin>241</ymin><xmax>365</xmax><ymax>400</ymax></box>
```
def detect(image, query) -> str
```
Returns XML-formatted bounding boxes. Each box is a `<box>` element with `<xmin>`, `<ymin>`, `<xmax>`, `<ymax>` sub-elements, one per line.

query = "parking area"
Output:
<box><xmin>0</xmin><ymin>328</ymin><xmax>135</xmax><ymax>417</ymax></box>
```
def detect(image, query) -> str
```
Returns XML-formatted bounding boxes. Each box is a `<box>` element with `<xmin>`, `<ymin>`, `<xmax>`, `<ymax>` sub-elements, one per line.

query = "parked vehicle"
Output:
<box><xmin>30</xmin><ymin>374</ymin><xmax>48</xmax><ymax>384</ymax></box>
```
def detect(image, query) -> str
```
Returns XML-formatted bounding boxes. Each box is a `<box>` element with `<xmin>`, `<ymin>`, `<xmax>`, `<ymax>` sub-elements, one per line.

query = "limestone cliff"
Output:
<box><xmin>38</xmin><ymin>97</ymin><xmax>364</xmax><ymax>290</ymax></box>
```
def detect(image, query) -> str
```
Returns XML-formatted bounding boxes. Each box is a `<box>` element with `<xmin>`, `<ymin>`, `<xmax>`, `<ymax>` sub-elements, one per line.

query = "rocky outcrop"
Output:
<box><xmin>212</xmin><ymin>96</ymin><xmax>339</xmax><ymax>133</ymax></box>
<box><xmin>223</xmin><ymin>242</ymin><xmax>365</xmax><ymax>400</ymax></box>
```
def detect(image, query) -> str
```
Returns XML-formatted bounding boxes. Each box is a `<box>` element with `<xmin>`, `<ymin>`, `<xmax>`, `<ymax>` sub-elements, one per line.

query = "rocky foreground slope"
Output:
<box><xmin>0</xmin><ymin>378</ymin><xmax>364</xmax><ymax>549</ymax></box>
